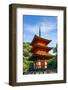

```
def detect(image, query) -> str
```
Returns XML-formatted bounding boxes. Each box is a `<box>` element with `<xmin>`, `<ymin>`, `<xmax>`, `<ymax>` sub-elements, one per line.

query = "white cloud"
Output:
<box><xmin>24</xmin><ymin>24</ymin><xmax>39</xmax><ymax>35</ymax></box>
<box><xmin>24</xmin><ymin>20</ymin><xmax>57</xmax><ymax>35</ymax></box>
<box><xmin>40</xmin><ymin>21</ymin><xmax>57</xmax><ymax>33</ymax></box>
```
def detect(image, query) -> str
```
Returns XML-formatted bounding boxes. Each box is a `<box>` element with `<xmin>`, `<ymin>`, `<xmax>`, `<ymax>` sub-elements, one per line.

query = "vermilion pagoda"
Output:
<box><xmin>31</xmin><ymin>29</ymin><xmax>53</xmax><ymax>73</ymax></box>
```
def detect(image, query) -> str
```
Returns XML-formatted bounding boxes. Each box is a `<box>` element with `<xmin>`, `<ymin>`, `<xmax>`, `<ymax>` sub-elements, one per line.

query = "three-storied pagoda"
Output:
<box><xmin>31</xmin><ymin>28</ymin><xmax>53</xmax><ymax>73</ymax></box>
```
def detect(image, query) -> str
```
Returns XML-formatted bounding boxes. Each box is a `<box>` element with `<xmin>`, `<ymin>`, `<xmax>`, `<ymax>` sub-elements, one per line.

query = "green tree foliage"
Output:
<box><xmin>48</xmin><ymin>44</ymin><xmax>57</xmax><ymax>69</ymax></box>
<box><xmin>53</xmin><ymin>44</ymin><xmax>57</xmax><ymax>54</ymax></box>
<box><xmin>23</xmin><ymin>42</ymin><xmax>33</xmax><ymax>74</ymax></box>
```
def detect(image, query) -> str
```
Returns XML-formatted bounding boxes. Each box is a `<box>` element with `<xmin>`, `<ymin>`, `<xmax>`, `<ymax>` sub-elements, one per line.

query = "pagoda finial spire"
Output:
<box><xmin>39</xmin><ymin>27</ymin><xmax>41</xmax><ymax>37</ymax></box>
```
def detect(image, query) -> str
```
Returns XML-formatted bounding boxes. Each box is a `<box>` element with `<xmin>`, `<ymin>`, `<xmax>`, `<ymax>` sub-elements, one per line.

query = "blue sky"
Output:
<box><xmin>23</xmin><ymin>15</ymin><xmax>57</xmax><ymax>54</ymax></box>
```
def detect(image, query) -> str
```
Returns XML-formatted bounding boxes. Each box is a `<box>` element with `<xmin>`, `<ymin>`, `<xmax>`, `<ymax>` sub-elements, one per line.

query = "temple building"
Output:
<box><xmin>31</xmin><ymin>28</ymin><xmax>53</xmax><ymax>73</ymax></box>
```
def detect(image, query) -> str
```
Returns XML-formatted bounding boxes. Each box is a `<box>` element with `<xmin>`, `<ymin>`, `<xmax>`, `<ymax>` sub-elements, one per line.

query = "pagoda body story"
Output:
<box><xmin>31</xmin><ymin>29</ymin><xmax>53</xmax><ymax>73</ymax></box>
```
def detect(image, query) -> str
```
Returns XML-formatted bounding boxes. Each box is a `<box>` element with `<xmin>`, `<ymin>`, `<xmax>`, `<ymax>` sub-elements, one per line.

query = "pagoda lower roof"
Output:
<box><xmin>31</xmin><ymin>35</ymin><xmax>51</xmax><ymax>45</ymax></box>
<box><xmin>31</xmin><ymin>45</ymin><xmax>52</xmax><ymax>52</ymax></box>
<box><xmin>32</xmin><ymin>54</ymin><xmax>54</xmax><ymax>60</ymax></box>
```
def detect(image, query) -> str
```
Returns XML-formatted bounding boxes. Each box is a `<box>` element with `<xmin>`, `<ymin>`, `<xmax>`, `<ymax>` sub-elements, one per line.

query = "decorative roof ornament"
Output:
<box><xmin>39</xmin><ymin>27</ymin><xmax>41</xmax><ymax>37</ymax></box>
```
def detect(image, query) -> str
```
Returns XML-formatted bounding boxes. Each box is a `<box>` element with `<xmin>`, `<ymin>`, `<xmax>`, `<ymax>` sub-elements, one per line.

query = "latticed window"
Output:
<box><xmin>36</xmin><ymin>61</ymin><xmax>41</xmax><ymax>69</ymax></box>
<box><xmin>44</xmin><ymin>61</ymin><xmax>47</xmax><ymax>68</ymax></box>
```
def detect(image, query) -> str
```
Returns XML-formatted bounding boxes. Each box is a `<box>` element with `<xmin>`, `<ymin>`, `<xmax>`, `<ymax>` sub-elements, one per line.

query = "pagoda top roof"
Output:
<box><xmin>31</xmin><ymin>35</ymin><xmax>51</xmax><ymax>45</ymax></box>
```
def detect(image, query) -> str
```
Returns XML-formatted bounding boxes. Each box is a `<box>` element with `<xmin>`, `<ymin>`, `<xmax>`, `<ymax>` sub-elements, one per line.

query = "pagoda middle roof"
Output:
<box><xmin>31</xmin><ymin>45</ymin><xmax>53</xmax><ymax>52</ymax></box>
<box><xmin>31</xmin><ymin>35</ymin><xmax>51</xmax><ymax>45</ymax></box>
